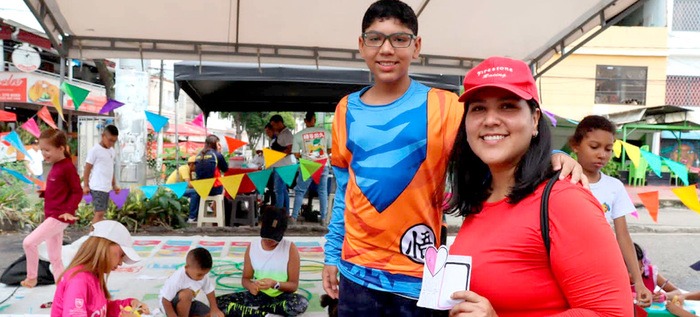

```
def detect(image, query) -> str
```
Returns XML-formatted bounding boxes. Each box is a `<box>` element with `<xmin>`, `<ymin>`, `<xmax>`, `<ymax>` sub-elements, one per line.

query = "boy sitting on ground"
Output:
<box><xmin>159</xmin><ymin>247</ymin><xmax>224</xmax><ymax>317</ymax></box>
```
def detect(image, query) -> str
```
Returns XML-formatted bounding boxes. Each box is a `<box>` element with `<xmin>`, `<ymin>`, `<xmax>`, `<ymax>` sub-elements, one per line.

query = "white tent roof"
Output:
<box><xmin>25</xmin><ymin>0</ymin><xmax>642</xmax><ymax>76</ymax></box>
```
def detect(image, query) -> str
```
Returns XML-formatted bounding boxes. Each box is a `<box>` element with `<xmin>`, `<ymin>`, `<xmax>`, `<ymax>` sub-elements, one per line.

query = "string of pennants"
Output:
<box><xmin>613</xmin><ymin>139</ymin><xmax>700</xmax><ymax>223</ymax></box>
<box><xmin>0</xmin><ymin>145</ymin><xmax>326</xmax><ymax>210</ymax></box>
<box><xmin>80</xmin><ymin>150</ymin><xmax>326</xmax><ymax>207</ymax></box>
<box><xmin>16</xmin><ymin>81</ymin><xmax>208</xmax><ymax>139</ymax></box>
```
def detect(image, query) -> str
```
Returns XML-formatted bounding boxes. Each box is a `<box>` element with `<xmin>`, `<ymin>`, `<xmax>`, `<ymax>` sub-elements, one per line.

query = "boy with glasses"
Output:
<box><xmin>323</xmin><ymin>1</ymin><xmax>583</xmax><ymax>315</ymax></box>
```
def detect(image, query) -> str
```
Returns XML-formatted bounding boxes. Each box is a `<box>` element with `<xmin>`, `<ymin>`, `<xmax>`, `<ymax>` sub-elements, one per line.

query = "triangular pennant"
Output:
<box><xmin>542</xmin><ymin>109</ymin><xmax>557</xmax><ymax>127</ymax></box>
<box><xmin>637</xmin><ymin>191</ymin><xmax>659</xmax><ymax>223</ymax></box>
<box><xmin>1</xmin><ymin>167</ymin><xmax>33</xmax><ymax>184</ymax></box>
<box><xmin>109</xmin><ymin>189</ymin><xmax>130</xmax><ymax>209</ymax></box>
<box><xmin>224</xmin><ymin>136</ymin><xmax>247</xmax><ymax>154</ymax></box>
<box><xmin>2</xmin><ymin>131</ymin><xmax>31</xmax><ymax>158</ymax></box>
<box><xmin>30</xmin><ymin>176</ymin><xmax>45</xmax><ymax>190</ymax></box>
<box><xmin>99</xmin><ymin>99</ymin><xmax>125</xmax><ymax>114</ymax></box>
<box><xmin>190</xmin><ymin>178</ymin><xmax>216</xmax><ymax>199</ymax></box>
<box><xmin>246</xmin><ymin>169</ymin><xmax>273</xmax><ymax>194</ymax></box>
<box><xmin>640</xmin><ymin>150</ymin><xmax>662</xmax><ymax>178</ymax></box>
<box><xmin>191</xmin><ymin>113</ymin><xmax>204</xmax><ymax>128</ymax></box>
<box><xmin>662</xmin><ymin>157</ymin><xmax>689</xmax><ymax>186</ymax></box>
<box><xmin>671</xmin><ymin>185</ymin><xmax>700</xmax><ymax>214</ymax></box>
<box><xmin>311</xmin><ymin>165</ymin><xmax>324</xmax><ymax>184</ymax></box>
<box><xmin>163</xmin><ymin>182</ymin><xmax>188</xmax><ymax>199</ymax></box>
<box><xmin>311</xmin><ymin>159</ymin><xmax>327</xmax><ymax>184</ymax></box>
<box><xmin>299</xmin><ymin>158</ymin><xmax>323</xmax><ymax>181</ymax></box>
<box><xmin>263</xmin><ymin>148</ymin><xmax>287</xmax><ymax>169</ymax></box>
<box><xmin>621</xmin><ymin>141</ymin><xmax>641</xmax><ymax>168</ymax></box>
<box><xmin>219</xmin><ymin>174</ymin><xmax>244</xmax><ymax>200</ymax></box>
<box><xmin>60</xmin><ymin>82</ymin><xmax>90</xmax><ymax>110</ymax></box>
<box><xmin>629</xmin><ymin>211</ymin><xmax>639</xmax><ymax>219</ymax></box>
<box><xmin>145</xmin><ymin>111</ymin><xmax>169</xmax><ymax>133</ymax></box>
<box><xmin>20</xmin><ymin>118</ymin><xmax>41</xmax><ymax>139</ymax></box>
<box><xmin>140</xmin><ymin>185</ymin><xmax>159</xmax><ymax>199</ymax></box>
<box><xmin>613</xmin><ymin>140</ymin><xmax>622</xmax><ymax>158</ymax></box>
<box><xmin>37</xmin><ymin>106</ymin><xmax>57</xmax><ymax>129</ymax></box>
<box><xmin>51</xmin><ymin>95</ymin><xmax>65</xmax><ymax>122</ymax></box>
<box><xmin>275</xmin><ymin>164</ymin><xmax>299</xmax><ymax>187</ymax></box>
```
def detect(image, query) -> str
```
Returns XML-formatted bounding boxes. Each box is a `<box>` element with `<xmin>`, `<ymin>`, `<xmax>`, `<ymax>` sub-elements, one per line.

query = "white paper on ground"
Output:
<box><xmin>417</xmin><ymin>245</ymin><xmax>472</xmax><ymax>310</ymax></box>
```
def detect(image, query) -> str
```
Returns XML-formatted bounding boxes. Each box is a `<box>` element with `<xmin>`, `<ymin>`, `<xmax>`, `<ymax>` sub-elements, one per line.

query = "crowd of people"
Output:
<box><xmin>9</xmin><ymin>0</ymin><xmax>700</xmax><ymax>316</ymax></box>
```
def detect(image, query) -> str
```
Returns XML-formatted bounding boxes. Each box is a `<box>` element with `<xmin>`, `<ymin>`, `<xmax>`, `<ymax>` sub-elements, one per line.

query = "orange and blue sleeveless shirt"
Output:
<box><xmin>324</xmin><ymin>80</ymin><xmax>462</xmax><ymax>298</ymax></box>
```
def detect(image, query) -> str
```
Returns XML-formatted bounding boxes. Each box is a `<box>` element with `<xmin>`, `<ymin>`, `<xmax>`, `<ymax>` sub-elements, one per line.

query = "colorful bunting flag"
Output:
<box><xmin>637</xmin><ymin>191</ymin><xmax>659</xmax><ymax>223</ymax></box>
<box><xmin>671</xmin><ymin>185</ymin><xmax>700</xmax><ymax>215</ymax></box>
<box><xmin>1</xmin><ymin>167</ymin><xmax>33</xmax><ymax>184</ymax></box>
<box><xmin>224</xmin><ymin>136</ymin><xmax>247</xmax><ymax>154</ymax></box>
<box><xmin>275</xmin><ymin>164</ymin><xmax>299</xmax><ymax>187</ymax></box>
<box><xmin>247</xmin><ymin>169</ymin><xmax>273</xmax><ymax>194</ymax></box>
<box><xmin>145</xmin><ymin>111</ymin><xmax>169</xmax><ymax>133</ymax></box>
<box><xmin>640</xmin><ymin>150</ymin><xmax>662</xmax><ymax>177</ymax></box>
<box><xmin>263</xmin><ymin>148</ymin><xmax>287</xmax><ymax>169</ymax></box>
<box><xmin>219</xmin><ymin>174</ymin><xmax>244</xmax><ymax>200</ymax></box>
<box><xmin>191</xmin><ymin>113</ymin><xmax>204</xmax><ymax>128</ymax></box>
<box><xmin>311</xmin><ymin>159</ymin><xmax>328</xmax><ymax>184</ymax></box>
<box><xmin>191</xmin><ymin>178</ymin><xmax>216</xmax><ymax>199</ymax></box>
<box><xmin>621</xmin><ymin>141</ymin><xmax>641</xmax><ymax>168</ymax></box>
<box><xmin>2</xmin><ymin>131</ymin><xmax>31</xmax><ymax>158</ymax></box>
<box><xmin>662</xmin><ymin>158</ymin><xmax>689</xmax><ymax>186</ymax></box>
<box><xmin>60</xmin><ymin>82</ymin><xmax>90</xmax><ymax>110</ymax></box>
<box><xmin>140</xmin><ymin>185</ymin><xmax>159</xmax><ymax>200</ymax></box>
<box><xmin>20</xmin><ymin>118</ymin><xmax>41</xmax><ymax>139</ymax></box>
<box><xmin>543</xmin><ymin>110</ymin><xmax>557</xmax><ymax>127</ymax></box>
<box><xmin>50</xmin><ymin>95</ymin><xmax>65</xmax><ymax>122</ymax></box>
<box><xmin>629</xmin><ymin>211</ymin><xmax>639</xmax><ymax>219</ymax></box>
<box><xmin>613</xmin><ymin>140</ymin><xmax>622</xmax><ymax>158</ymax></box>
<box><xmin>30</xmin><ymin>176</ymin><xmax>45</xmax><ymax>190</ymax></box>
<box><xmin>99</xmin><ymin>99</ymin><xmax>125</xmax><ymax>114</ymax></box>
<box><xmin>37</xmin><ymin>106</ymin><xmax>57</xmax><ymax>129</ymax></box>
<box><xmin>163</xmin><ymin>182</ymin><xmax>188</xmax><ymax>199</ymax></box>
<box><xmin>299</xmin><ymin>159</ymin><xmax>323</xmax><ymax>181</ymax></box>
<box><xmin>109</xmin><ymin>189</ymin><xmax>130</xmax><ymax>209</ymax></box>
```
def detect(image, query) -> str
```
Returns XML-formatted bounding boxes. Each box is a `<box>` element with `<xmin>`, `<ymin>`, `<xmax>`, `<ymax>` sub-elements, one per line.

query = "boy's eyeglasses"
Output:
<box><xmin>362</xmin><ymin>31</ymin><xmax>416</xmax><ymax>48</ymax></box>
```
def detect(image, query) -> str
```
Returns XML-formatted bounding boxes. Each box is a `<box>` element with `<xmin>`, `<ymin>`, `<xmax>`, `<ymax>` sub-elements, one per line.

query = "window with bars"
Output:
<box><xmin>673</xmin><ymin>0</ymin><xmax>700</xmax><ymax>32</ymax></box>
<box><xmin>666</xmin><ymin>75</ymin><xmax>700</xmax><ymax>106</ymax></box>
<box><xmin>595</xmin><ymin>65</ymin><xmax>647</xmax><ymax>105</ymax></box>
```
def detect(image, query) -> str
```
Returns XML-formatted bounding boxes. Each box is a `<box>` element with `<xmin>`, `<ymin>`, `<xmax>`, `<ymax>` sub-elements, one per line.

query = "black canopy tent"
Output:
<box><xmin>174</xmin><ymin>61</ymin><xmax>462</xmax><ymax>114</ymax></box>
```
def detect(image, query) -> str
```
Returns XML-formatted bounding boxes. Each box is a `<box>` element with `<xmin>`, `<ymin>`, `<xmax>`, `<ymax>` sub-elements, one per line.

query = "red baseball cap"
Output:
<box><xmin>458</xmin><ymin>56</ymin><xmax>540</xmax><ymax>105</ymax></box>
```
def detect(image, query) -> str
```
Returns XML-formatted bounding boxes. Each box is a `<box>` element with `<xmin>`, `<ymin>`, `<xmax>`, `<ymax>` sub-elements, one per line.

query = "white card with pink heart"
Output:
<box><xmin>417</xmin><ymin>245</ymin><xmax>472</xmax><ymax>310</ymax></box>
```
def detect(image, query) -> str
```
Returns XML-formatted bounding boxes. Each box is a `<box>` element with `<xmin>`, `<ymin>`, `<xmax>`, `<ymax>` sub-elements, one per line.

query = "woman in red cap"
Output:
<box><xmin>445</xmin><ymin>57</ymin><xmax>632</xmax><ymax>316</ymax></box>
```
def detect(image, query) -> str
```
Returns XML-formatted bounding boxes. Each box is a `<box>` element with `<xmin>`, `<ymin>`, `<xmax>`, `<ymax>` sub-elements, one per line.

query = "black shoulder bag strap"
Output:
<box><xmin>541</xmin><ymin>171</ymin><xmax>561</xmax><ymax>257</ymax></box>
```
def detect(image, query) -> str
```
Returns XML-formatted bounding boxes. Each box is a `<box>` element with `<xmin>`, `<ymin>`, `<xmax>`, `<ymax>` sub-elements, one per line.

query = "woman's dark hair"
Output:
<box><xmin>445</xmin><ymin>99</ymin><xmax>554</xmax><ymax>216</ymax></box>
<box><xmin>362</xmin><ymin>0</ymin><xmax>418</xmax><ymax>35</ymax></box>
<box><xmin>569</xmin><ymin>115</ymin><xmax>616</xmax><ymax>147</ymax></box>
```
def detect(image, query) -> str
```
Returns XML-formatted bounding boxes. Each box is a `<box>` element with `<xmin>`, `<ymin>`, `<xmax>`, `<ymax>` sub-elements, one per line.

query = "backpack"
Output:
<box><xmin>193</xmin><ymin>149</ymin><xmax>220</xmax><ymax>181</ymax></box>
<box><xmin>540</xmin><ymin>171</ymin><xmax>561</xmax><ymax>256</ymax></box>
<box><xmin>0</xmin><ymin>255</ymin><xmax>55</xmax><ymax>286</ymax></box>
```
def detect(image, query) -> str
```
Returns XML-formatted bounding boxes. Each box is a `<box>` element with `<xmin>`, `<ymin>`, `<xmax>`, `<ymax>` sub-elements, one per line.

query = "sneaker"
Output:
<box><xmin>187</xmin><ymin>218</ymin><xmax>197</xmax><ymax>224</ymax></box>
<box><xmin>206</xmin><ymin>206</ymin><xmax>214</xmax><ymax>213</ymax></box>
